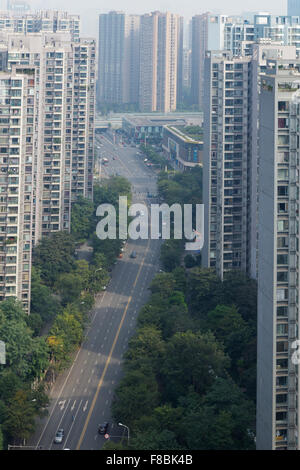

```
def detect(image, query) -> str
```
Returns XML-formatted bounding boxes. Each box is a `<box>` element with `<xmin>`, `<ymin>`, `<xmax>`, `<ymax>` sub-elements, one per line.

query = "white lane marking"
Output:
<box><xmin>63</xmin><ymin>399</ymin><xmax>83</xmax><ymax>450</ymax></box>
<box><xmin>71</xmin><ymin>400</ymin><xmax>77</xmax><ymax>411</ymax></box>
<box><xmin>58</xmin><ymin>400</ymin><xmax>66</xmax><ymax>411</ymax></box>
<box><xmin>49</xmin><ymin>399</ymin><xmax>71</xmax><ymax>450</ymax></box>
<box><xmin>83</xmin><ymin>400</ymin><xmax>89</xmax><ymax>412</ymax></box>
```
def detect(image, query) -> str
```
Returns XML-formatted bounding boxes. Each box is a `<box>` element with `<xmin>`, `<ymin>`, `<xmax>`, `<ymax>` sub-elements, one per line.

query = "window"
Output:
<box><xmin>276</xmin><ymin>341</ymin><xmax>288</xmax><ymax>352</ymax></box>
<box><xmin>277</xmin><ymin>306</ymin><xmax>288</xmax><ymax>317</ymax></box>
<box><xmin>277</xmin><ymin>254</ymin><xmax>288</xmax><ymax>265</ymax></box>
<box><xmin>277</xmin><ymin>324</ymin><xmax>288</xmax><ymax>335</ymax></box>
<box><xmin>276</xmin><ymin>376</ymin><xmax>287</xmax><ymax>387</ymax></box>
<box><xmin>276</xmin><ymin>412</ymin><xmax>287</xmax><ymax>423</ymax></box>
<box><xmin>276</xmin><ymin>394</ymin><xmax>287</xmax><ymax>403</ymax></box>
<box><xmin>278</xmin><ymin>186</ymin><xmax>288</xmax><ymax>197</ymax></box>
<box><xmin>277</xmin><ymin>220</ymin><xmax>288</xmax><ymax>232</ymax></box>
<box><xmin>277</xmin><ymin>271</ymin><xmax>288</xmax><ymax>282</ymax></box>
<box><xmin>278</xmin><ymin>169</ymin><xmax>289</xmax><ymax>180</ymax></box>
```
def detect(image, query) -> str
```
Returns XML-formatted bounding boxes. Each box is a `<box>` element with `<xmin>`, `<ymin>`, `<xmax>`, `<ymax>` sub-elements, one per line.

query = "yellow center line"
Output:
<box><xmin>76</xmin><ymin>239</ymin><xmax>150</xmax><ymax>450</ymax></box>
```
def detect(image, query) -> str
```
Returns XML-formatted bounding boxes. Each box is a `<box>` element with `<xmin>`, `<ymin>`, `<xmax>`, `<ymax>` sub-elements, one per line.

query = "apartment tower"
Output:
<box><xmin>139</xmin><ymin>11</ymin><xmax>182</xmax><ymax>113</ymax></box>
<box><xmin>98</xmin><ymin>11</ymin><xmax>140</xmax><ymax>106</ymax></box>
<box><xmin>256</xmin><ymin>59</ymin><xmax>300</xmax><ymax>450</ymax></box>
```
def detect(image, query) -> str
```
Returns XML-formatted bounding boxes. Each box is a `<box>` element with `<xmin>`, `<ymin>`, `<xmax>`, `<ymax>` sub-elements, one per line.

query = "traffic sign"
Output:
<box><xmin>104</xmin><ymin>434</ymin><xmax>109</xmax><ymax>439</ymax></box>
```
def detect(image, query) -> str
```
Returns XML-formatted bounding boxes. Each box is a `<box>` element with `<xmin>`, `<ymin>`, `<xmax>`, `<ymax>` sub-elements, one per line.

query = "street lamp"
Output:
<box><xmin>118</xmin><ymin>422</ymin><xmax>130</xmax><ymax>444</ymax></box>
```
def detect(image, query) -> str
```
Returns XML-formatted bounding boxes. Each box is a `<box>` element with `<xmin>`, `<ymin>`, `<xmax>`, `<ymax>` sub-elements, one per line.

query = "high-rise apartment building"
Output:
<box><xmin>7</xmin><ymin>0</ymin><xmax>30</xmax><ymax>14</ymax></box>
<box><xmin>182</xmin><ymin>48</ymin><xmax>192</xmax><ymax>90</ymax></box>
<box><xmin>288</xmin><ymin>0</ymin><xmax>300</xmax><ymax>16</ymax></box>
<box><xmin>0</xmin><ymin>67</ymin><xmax>38</xmax><ymax>311</ymax></box>
<box><xmin>202</xmin><ymin>44</ymin><xmax>296</xmax><ymax>280</ymax></box>
<box><xmin>0</xmin><ymin>32</ymin><xmax>95</xmax><ymax>238</ymax></box>
<box><xmin>98</xmin><ymin>11</ymin><xmax>140</xmax><ymax>106</ymax></box>
<box><xmin>139</xmin><ymin>11</ymin><xmax>182</xmax><ymax>113</ymax></box>
<box><xmin>256</xmin><ymin>58</ymin><xmax>300</xmax><ymax>450</ymax></box>
<box><xmin>0</xmin><ymin>10</ymin><xmax>80</xmax><ymax>41</ymax></box>
<box><xmin>189</xmin><ymin>12</ymin><xmax>300</xmax><ymax>109</ymax></box>
<box><xmin>191</xmin><ymin>13</ymin><xmax>228</xmax><ymax>109</ymax></box>
<box><xmin>203</xmin><ymin>51</ymin><xmax>251</xmax><ymax>278</ymax></box>
<box><xmin>0</xmin><ymin>30</ymin><xmax>95</xmax><ymax>313</ymax></box>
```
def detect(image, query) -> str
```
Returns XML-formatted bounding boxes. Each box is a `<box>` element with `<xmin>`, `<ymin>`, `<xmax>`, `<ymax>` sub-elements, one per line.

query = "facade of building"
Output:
<box><xmin>3</xmin><ymin>32</ymin><xmax>95</xmax><ymax>238</ymax></box>
<box><xmin>182</xmin><ymin>48</ymin><xmax>192</xmax><ymax>90</ymax></box>
<box><xmin>162</xmin><ymin>125</ymin><xmax>203</xmax><ymax>170</ymax></box>
<box><xmin>0</xmin><ymin>10</ymin><xmax>80</xmax><ymax>41</ymax></box>
<box><xmin>190</xmin><ymin>12</ymin><xmax>300</xmax><ymax>110</ymax></box>
<box><xmin>98</xmin><ymin>11</ymin><xmax>140</xmax><ymax>106</ymax></box>
<box><xmin>256</xmin><ymin>58</ymin><xmax>300</xmax><ymax>450</ymax></box>
<box><xmin>122</xmin><ymin>115</ymin><xmax>187</xmax><ymax>142</ymax></box>
<box><xmin>202</xmin><ymin>43</ymin><xmax>298</xmax><ymax>281</ymax></box>
<box><xmin>203</xmin><ymin>51</ymin><xmax>252</xmax><ymax>278</ymax></box>
<box><xmin>0</xmin><ymin>68</ymin><xmax>38</xmax><ymax>311</ymax></box>
<box><xmin>0</xmin><ymin>30</ymin><xmax>95</xmax><ymax>312</ymax></box>
<box><xmin>288</xmin><ymin>0</ymin><xmax>300</xmax><ymax>16</ymax></box>
<box><xmin>191</xmin><ymin>13</ymin><xmax>228</xmax><ymax>109</ymax></box>
<box><xmin>139</xmin><ymin>11</ymin><xmax>183</xmax><ymax>113</ymax></box>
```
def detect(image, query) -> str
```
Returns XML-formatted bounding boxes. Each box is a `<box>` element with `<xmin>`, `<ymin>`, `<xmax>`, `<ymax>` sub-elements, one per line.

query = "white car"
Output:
<box><xmin>54</xmin><ymin>429</ymin><xmax>64</xmax><ymax>444</ymax></box>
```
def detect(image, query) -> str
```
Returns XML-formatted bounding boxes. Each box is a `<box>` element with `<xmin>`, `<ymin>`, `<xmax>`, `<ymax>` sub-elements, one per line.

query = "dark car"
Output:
<box><xmin>54</xmin><ymin>429</ymin><xmax>64</xmax><ymax>444</ymax></box>
<box><xmin>130</xmin><ymin>251</ymin><xmax>137</xmax><ymax>259</ymax></box>
<box><xmin>98</xmin><ymin>422</ymin><xmax>109</xmax><ymax>435</ymax></box>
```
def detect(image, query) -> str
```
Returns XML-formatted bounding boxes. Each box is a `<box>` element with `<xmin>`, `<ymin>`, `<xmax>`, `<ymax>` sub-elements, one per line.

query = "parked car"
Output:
<box><xmin>130</xmin><ymin>251</ymin><xmax>137</xmax><ymax>259</ymax></box>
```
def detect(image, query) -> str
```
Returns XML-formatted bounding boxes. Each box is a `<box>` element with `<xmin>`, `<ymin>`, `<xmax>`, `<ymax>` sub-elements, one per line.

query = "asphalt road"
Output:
<box><xmin>27</xmin><ymin>131</ymin><xmax>162</xmax><ymax>450</ymax></box>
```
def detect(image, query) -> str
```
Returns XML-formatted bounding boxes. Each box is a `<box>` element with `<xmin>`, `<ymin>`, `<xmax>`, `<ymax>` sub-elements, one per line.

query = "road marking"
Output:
<box><xmin>63</xmin><ymin>399</ymin><xmax>83</xmax><ymax>449</ymax></box>
<box><xmin>83</xmin><ymin>401</ymin><xmax>89</xmax><ymax>412</ymax></box>
<box><xmin>34</xmin><ymin>290</ymin><xmax>109</xmax><ymax>447</ymax></box>
<box><xmin>49</xmin><ymin>399</ymin><xmax>71</xmax><ymax>450</ymax></box>
<box><xmin>76</xmin><ymin>238</ymin><xmax>150</xmax><ymax>450</ymax></box>
<box><xmin>58</xmin><ymin>400</ymin><xmax>66</xmax><ymax>411</ymax></box>
<box><xmin>71</xmin><ymin>400</ymin><xmax>77</xmax><ymax>411</ymax></box>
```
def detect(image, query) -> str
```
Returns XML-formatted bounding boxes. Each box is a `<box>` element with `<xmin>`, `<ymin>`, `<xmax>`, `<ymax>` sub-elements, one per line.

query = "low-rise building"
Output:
<box><xmin>162</xmin><ymin>125</ymin><xmax>203</xmax><ymax>170</ymax></box>
<box><xmin>122</xmin><ymin>115</ymin><xmax>187</xmax><ymax>143</ymax></box>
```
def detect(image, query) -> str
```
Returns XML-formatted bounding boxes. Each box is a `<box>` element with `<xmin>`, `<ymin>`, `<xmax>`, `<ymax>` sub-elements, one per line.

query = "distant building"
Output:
<box><xmin>162</xmin><ymin>125</ymin><xmax>203</xmax><ymax>171</ymax></box>
<box><xmin>139</xmin><ymin>11</ymin><xmax>183</xmax><ymax>113</ymax></box>
<box><xmin>7</xmin><ymin>0</ymin><xmax>30</xmax><ymax>14</ymax></box>
<box><xmin>122</xmin><ymin>115</ymin><xmax>187</xmax><ymax>142</ymax></box>
<box><xmin>98</xmin><ymin>11</ymin><xmax>140</xmax><ymax>106</ymax></box>
<box><xmin>287</xmin><ymin>0</ymin><xmax>300</xmax><ymax>16</ymax></box>
<box><xmin>191</xmin><ymin>13</ymin><xmax>228</xmax><ymax>109</ymax></box>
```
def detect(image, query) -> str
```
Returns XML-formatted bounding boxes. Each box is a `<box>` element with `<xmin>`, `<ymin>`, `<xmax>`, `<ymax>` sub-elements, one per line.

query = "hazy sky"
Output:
<box><xmin>2</xmin><ymin>0</ymin><xmax>287</xmax><ymax>36</ymax></box>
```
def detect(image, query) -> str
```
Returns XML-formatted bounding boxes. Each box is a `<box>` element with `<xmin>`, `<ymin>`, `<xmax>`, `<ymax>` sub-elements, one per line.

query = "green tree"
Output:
<box><xmin>160</xmin><ymin>239</ymin><xmax>183</xmax><ymax>272</ymax></box>
<box><xmin>187</xmin><ymin>268</ymin><xmax>223</xmax><ymax>316</ymax></box>
<box><xmin>71</xmin><ymin>196</ymin><xmax>94</xmax><ymax>241</ymax></box>
<box><xmin>161</xmin><ymin>330</ymin><xmax>229</xmax><ymax>402</ymax></box>
<box><xmin>33</xmin><ymin>232</ymin><xmax>75</xmax><ymax>287</ymax></box>
<box><xmin>0</xmin><ymin>424</ymin><xmax>3</xmax><ymax>450</ymax></box>
<box><xmin>3</xmin><ymin>390</ymin><xmax>36</xmax><ymax>442</ymax></box>
<box><xmin>30</xmin><ymin>267</ymin><xmax>62</xmax><ymax>326</ymax></box>
<box><xmin>55</xmin><ymin>272</ymin><xmax>84</xmax><ymax>306</ymax></box>
<box><xmin>125</xmin><ymin>326</ymin><xmax>166</xmax><ymax>374</ymax></box>
<box><xmin>112</xmin><ymin>369</ymin><xmax>160</xmax><ymax>428</ymax></box>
